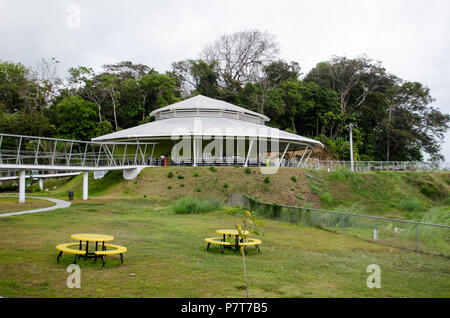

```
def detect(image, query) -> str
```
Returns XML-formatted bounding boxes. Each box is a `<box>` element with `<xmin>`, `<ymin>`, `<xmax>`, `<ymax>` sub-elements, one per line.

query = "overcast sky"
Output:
<box><xmin>1</xmin><ymin>0</ymin><xmax>450</xmax><ymax>160</ymax></box>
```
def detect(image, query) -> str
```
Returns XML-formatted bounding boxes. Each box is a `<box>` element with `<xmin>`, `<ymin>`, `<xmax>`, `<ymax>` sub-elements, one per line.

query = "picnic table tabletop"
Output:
<box><xmin>71</xmin><ymin>233</ymin><xmax>114</xmax><ymax>242</ymax></box>
<box><xmin>216</xmin><ymin>229</ymin><xmax>249</xmax><ymax>236</ymax></box>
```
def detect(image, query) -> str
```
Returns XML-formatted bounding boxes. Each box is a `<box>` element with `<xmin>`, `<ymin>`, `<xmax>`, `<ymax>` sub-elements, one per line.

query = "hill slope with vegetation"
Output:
<box><xmin>34</xmin><ymin>167</ymin><xmax>450</xmax><ymax>222</ymax></box>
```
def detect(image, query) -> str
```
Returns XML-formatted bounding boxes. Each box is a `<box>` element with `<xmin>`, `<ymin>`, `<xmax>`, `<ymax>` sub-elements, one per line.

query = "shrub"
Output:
<box><xmin>167</xmin><ymin>171</ymin><xmax>173</xmax><ymax>178</ymax></box>
<box><xmin>291</xmin><ymin>176</ymin><xmax>297</xmax><ymax>182</ymax></box>
<box><xmin>196</xmin><ymin>187</ymin><xmax>201</xmax><ymax>192</ymax></box>
<box><xmin>309</xmin><ymin>181</ymin><xmax>321</xmax><ymax>195</ymax></box>
<box><xmin>180</xmin><ymin>183</ymin><xmax>185</xmax><ymax>187</ymax></box>
<box><xmin>264</xmin><ymin>177</ymin><xmax>270</xmax><ymax>183</ymax></box>
<box><xmin>245</xmin><ymin>167</ymin><xmax>251</xmax><ymax>174</ymax></box>
<box><xmin>177</xmin><ymin>174</ymin><xmax>184</xmax><ymax>179</ymax></box>
<box><xmin>398</xmin><ymin>198</ymin><xmax>422</xmax><ymax>212</ymax></box>
<box><xmin>296</xmin><ymin>194</ymin><xmax>304</xmax><ymax>200</ymax></box>
<box><xmin>223</xmin><ymin>183</ymin><xmax>228</xmax><ymax>189</ymax></box>
<box><xmin>193</xmin><ymin>172</ymin><xmax>199</xmax><ymax>177</ymax></box>
<box><xmin>209</xmin><ymin>166</ymin><xmax>217</xmax><ymax>172</ymax></box>
<box><xmin>420</xmin><ymin>184</ymin><xmax>443</xmax><ymax>199</ymax></box>
<box><xmin>320</xmin><ymin>192</ymin><xmax>333</xmax><ymax>205</ymax></box>
<box><xmin>167</xmin><ymin>185</ymin><xmax>172</xmax><ymax>189</ymax></box>
<box><xmin>172</xmin><ymin>197</ymin><xmax>223</xmax><ymax>214</ymax></box>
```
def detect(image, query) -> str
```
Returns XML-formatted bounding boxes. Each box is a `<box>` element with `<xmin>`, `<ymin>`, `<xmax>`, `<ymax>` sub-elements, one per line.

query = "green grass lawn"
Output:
<box><xmin>0</xmin><ymin>198</ymin><xmax>448</xmax><ymax>298</ymax></box>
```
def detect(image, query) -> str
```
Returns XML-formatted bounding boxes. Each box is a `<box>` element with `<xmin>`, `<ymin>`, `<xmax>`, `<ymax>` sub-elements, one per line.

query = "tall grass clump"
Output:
<box><xmin>172</xmin><ymin>197</ymin><xmax>222</xmax><ymax>214</ymax></box>
<box><xmin>404</xmin><ymin>207</ymin><xmax>450</xmax><ymax>254</ymax></box>
<box><xmin>327</xmin><ymin>168</ymin><xmax>364</xmax><ymax>186</ymax></box>
<box><xmin>398</xmin><ymin>197</ymin><xmax>422</xmax><ymax>212</ymax></box>
<box><xmin>320</xmin><ymin>192</ymin><xmax>333</xmax><ymax>205</ymax></box>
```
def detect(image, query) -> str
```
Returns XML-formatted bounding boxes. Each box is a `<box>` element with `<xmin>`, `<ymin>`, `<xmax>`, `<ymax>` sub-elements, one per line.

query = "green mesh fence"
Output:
<box><xmin>242</xmin><ymin>195</ymin><xmax>450</xmax><ymax>257</ymax></box>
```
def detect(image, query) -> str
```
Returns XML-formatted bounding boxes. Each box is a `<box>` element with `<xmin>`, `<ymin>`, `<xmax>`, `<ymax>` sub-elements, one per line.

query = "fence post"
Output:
<box><xmin>415</xmin><ymin>223</ymin><xmax>419</xmax><ymax>252</ymax></box>
<box><xmin>290</xmin><ymin>208</ymin><xmax>294</xmax><ymax>224</ymax></box>
<box><xmin>341</xmin><ymin>214</ymin><xmax>344</xmax><ymax>233</ymax></box>
<box><xmin>375</xmin><ymin>219</ymin><xmax>378</xmax><ymax>243</ymax></box>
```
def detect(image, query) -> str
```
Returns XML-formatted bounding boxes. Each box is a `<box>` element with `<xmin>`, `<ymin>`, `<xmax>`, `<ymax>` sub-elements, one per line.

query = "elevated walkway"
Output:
<box><xmin>0</xmin><ymin>133</ymin><xmax>156</xmax><ymax>203</ymax></box>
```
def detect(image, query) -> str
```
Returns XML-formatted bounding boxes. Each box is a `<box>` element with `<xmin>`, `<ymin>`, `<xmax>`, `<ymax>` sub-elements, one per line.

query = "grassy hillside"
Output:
<box><xmin>35</xmin><ymin>167</ymin><xmax>450</xmax><ymax>221</ymax></box>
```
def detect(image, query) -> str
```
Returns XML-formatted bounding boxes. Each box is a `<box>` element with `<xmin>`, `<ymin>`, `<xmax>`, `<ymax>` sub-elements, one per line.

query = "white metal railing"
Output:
<box><xmin>0</xmin><ymin>133</ymin><xmax>157</xmax><ymax>168</ymax></box>
<box><xmin>292</xmin><ymin>159</ymin><xmax>450</xmax><ymax>172</ymax></box>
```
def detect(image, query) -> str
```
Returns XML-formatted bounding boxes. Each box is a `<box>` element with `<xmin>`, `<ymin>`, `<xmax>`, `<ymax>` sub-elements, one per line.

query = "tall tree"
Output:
<box><xmin>306</xmin><ymin>55</ymin><xmax>392</xmax><ymax>138</ymax></box>
<box><xmin>170</xmin><ymin>59</ymin><xmax>219</xmax><ymax>98</ymax></box>
<box><xmin>202</xmin><ymin>29</ymin><xmax>279</xmax><ymax>89</ymax></box>
<box><xmin>98</xmin><ymin>74</ymin><xmax>121</xmax><ymax>131</ymax></box>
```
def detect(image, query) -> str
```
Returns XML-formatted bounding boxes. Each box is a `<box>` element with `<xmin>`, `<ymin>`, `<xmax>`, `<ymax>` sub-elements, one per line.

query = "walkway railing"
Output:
<box><xmin>293</xmin><ymin>159</ymin><xmax>450</xmax><ymax>172</ymax></box>
<box><xmin>0</xmin><ymin>133</ymin><xmax>157</xmax><ymax>168</ymax></box>
<box><xmin>237</xmin><ymin>194</ymin><xmax>450</xmax><ymax>257</ymax></box>
<box><xmin>154</xmin><ymin>157</ymin><xmax>450</xmax><ymax>172</ymax></box>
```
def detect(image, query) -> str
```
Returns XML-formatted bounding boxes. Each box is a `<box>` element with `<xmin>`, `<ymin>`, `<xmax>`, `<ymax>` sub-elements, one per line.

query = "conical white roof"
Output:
<box><xmin>93</xmin><ymin>95</ymin><xmax>324</xmax><ymax>149</ymax></box>
<box><xmin>149</xmin><ymin>94</ymin><xmax>270</xmax><ymax>123</ymax></box>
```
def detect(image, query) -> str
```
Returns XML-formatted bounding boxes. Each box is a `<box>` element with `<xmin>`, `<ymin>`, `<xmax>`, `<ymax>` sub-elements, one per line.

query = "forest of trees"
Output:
<box><xmin>0</xmin><ymin>30</ymin><xmax>449</xmax><ymax>161</ymax></box>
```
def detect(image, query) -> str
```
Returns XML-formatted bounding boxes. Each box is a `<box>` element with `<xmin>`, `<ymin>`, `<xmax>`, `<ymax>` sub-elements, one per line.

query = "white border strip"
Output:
<box><xmin>0</xmin><ymin>195</ymin><xmax>71</xmax><ymax>217</ymax></box>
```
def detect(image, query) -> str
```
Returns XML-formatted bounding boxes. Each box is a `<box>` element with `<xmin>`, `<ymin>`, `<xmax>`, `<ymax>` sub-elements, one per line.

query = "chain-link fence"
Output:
<box><xmin>238</xmin><ymin>194</ymin><xmax>450</xmax><ymax>257</ymax></box>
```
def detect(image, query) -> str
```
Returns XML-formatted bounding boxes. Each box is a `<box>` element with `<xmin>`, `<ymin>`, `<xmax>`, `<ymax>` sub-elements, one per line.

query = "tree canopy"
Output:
<box><xmin>0</xmin><ymin>30</ymin><xmax>448</xmax><ymax>161</ymax></box>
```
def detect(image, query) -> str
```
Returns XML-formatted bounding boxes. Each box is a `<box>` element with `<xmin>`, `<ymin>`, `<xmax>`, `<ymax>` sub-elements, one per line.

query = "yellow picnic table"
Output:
<box><xmin>216</xmin><ymin>229</ymin><xmax>249</xmax><ymax>249</ymax></box>
<box><xmin>71</xmin><ymin>233</ymin><xmax>114</xmax><ymax>260</ymax></box>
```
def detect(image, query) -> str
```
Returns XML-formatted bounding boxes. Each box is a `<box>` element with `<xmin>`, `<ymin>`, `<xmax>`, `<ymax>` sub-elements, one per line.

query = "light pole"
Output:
<box><xmin>348</xmin><ymin>123</ymin><xmax>354</xmax><ymax>172</ymax></box>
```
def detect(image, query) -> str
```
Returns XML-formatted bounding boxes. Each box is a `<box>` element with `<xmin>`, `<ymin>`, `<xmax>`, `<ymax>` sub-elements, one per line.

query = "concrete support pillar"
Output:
<box><xmin>193</xmin><ymin>138</ymin><xmax>197</xmax><ymax>167</ymax></box>
<box><xmin>19</xmin><ymin>170</ymin><xmax>26</xmax><ymax>203</ymax></box>
<box><xmin>82</xmin><ymin>172</ymin><xmax>88</xmax><ymax>201</ymax></box>
<box><xmin>39</xmin><ymin>179</ymin><xmax>43</xmax><ymax>191</ymax></box>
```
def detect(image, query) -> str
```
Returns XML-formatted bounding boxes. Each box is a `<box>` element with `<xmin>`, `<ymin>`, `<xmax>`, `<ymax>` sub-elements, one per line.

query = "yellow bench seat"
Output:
<box><xmin>95</xmin><ymin>244</ymin><xmax>127</xmax><ymax>266</ymax></box>
<box><xmin>205</xmin><ymin>237</ymin><xmax>232</xmax><ymax>253</ymax></box>
<box><xmin>205</xmin><ymin>237</ymin><xmax>232</xmax><ymax>245</ymax></box>
<box><xmin>239</xmin><ymin>238</ymin><xmax>262</xmax><ymax>254</ymax></box>
<box><xmin>238</xmin><ymin>238</ymin><xmax>262</xmax><ymax>246</ymax></box>
<box><xmin>56</xmin><ymin>243</ymin><xmax>86</xmax><ymax>264</ymax></box>
<box><xmin>94</xmin><ymin>244</ymin><xmax>127</xmax><ymax>255</ymax></box>
<box><xmin>56</xmin><ymin>243</ymin><xmax>86</xmax><ymax>255</ymax></box>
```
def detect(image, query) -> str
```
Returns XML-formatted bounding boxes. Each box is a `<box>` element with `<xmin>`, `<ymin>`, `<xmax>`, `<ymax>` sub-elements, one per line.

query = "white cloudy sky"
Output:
<box><xmin>1</xmin><ymin>0</ymin><xmax>450</xmax><ymax>159</ymax></box>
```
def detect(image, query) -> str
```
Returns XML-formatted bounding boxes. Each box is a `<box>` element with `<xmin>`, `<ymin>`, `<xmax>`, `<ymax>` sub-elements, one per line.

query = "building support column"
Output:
<box><xmin>303</xmin><ymin>148</ymin><xmax>313</xmax><ymax>168</ymax></box>
<box><xmin>39</xmin><ymin>179</ymin><xmax>43</xmax><ymax>191</ymax></box>
<box><xmin>278</xmin><ymin>143</ymin><xmax>290</xmax><ymax>167</ymax></box>
<box><xmin>297</xmin><ymin>146</ymin><xmax>309</xmax><ymax>167</ymax></box>
<box><xmin>82</xmin><ymin>172</ymin><xmax>88</xmax><ymax>201</ymax></box>
<box><xmin>193</xmin><ymin>138</ymin><xmax>197</xmax><ymax>167</ymax></box>
<box><xmin>244</xmin><ymin>139</ymin><xmax>254</xmax><ymax>167</ymax></box>
<box><xmin>19</xmin><ymin>170</ymin><xmax>25</xmax><ymax>203</ymax></box>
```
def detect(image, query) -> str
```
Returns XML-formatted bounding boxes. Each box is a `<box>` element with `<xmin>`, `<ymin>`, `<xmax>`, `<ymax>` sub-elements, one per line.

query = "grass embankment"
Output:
<box><xmin>0</xmin><ymin>198</ymin><xmax>449</xmax><ymax>298</ymax></box>
<box><xmin>0</xmin><ymin>196</ymin><xmax>55</xmax><ymax>214</ymax></box>
<box><xmin>31</xmin><ymin>167</ymin><xmax>450</xmax><ymax>221</ymax></box>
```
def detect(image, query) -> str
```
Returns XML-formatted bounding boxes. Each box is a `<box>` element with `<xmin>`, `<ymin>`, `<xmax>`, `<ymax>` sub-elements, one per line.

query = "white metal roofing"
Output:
<box><xmin>92</xmin><ymin>116</ymin><xmax>324</xmax><ymax>148</ymax></box>
<box><xmin>149</xmin><ymin>94</ymin><xmax>270</xmax><ymax>123</ymax></box>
